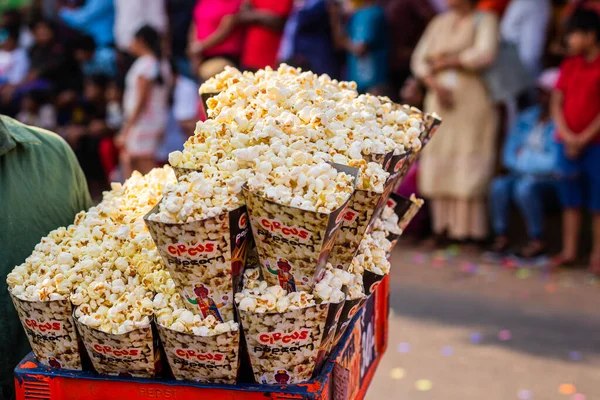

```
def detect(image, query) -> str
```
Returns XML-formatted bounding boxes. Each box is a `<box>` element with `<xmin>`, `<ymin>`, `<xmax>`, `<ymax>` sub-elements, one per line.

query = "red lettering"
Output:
<box><xmin>259</xmin><ymin>218</ymin><xmax>311</xmax><ymax>241</ymax></box>
<box><xmin>24</xmin><ymin>319</ymin><xmax>61</xmax><ymax>333</ymax></box>
<box><xmin>164</xmin><ymin>241</ymin><xmax>218</xmax><ymax>257</ymax></box>
<box><xmin>256</xmin><ymin>329</ymin><xmax>311</xmax><ymax>346</ymax></box>
<box><xmin>167</xmin><ymin>245</ymin><xmax>177</xmax><ymax>255</ymax></box>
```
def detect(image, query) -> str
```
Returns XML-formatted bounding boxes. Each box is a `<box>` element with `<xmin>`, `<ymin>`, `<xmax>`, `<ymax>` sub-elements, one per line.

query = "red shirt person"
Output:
<box><xmin>239</xmin><ymin>0</ymin><xmax>294</xmax><ymax>70</ymax></box>
<box><xmin>551</xmin><ymin>9</ymin><xmax>600</xmax><ymax>274</ymax></box>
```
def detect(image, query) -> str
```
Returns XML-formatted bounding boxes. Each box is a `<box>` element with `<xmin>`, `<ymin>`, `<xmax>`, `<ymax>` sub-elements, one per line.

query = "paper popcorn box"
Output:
<box><xmin>362</xmin><ymin>270</ymin><xmax>386</xmax><ymax>297</ymax></box>
<box><xmin>313</xmin><ymin>297</ymin><xmax>346</xmax><ymax>373</ymax></box>
<box><xmin>242</xmin><ymin>164</ymin><xmax>359</xmax><ymax>292</ymax></box>
<box><xmin>327</xmin><ymin>188</ymin><xmax>384</xmax><ymax>271</ymax></box>
<box><xmin>144</xmin><ymin>204</ymin><xmax>250</xmax><ymax>322</ymax></box>
<box><xmin>386</xmin><ymin>151</ymin><xmax>413</xmax><ymax>191</ymax></box>
<box><xmin>9</xmin><ymin>292</ymin><xmax>82</xmax><ymax>370</ymax></box>
<box><xmin>200</xmin><ymin>91</ymin><xmax>220</xmax><ymax>119</ymax></box>
<box><xmin>75</xmin><ymin>319</ymin><xmax>158</xmax><ymax>377</ymax></box>
<box><xmin>333</xmin><ymin>296</ymin><xmax>366</xmax><ymax>347</ymax></box>
<box><xmin>238</xmin><ymin>303</ymin><xmax>329</xmax><ymax>384</ymax></box>
<box><xmin>363</xmin><ymin>150</ymin><xmax>394</xmax><ymax>168</ymax></box>
<box><xmin>157</xmin><ymin>323</ymin><xmax>240</xmax><ymax>383</ymax></box>
<box><xmin>384</xmin><ymin>193</ymin><xmax>425</xmax><ymax>256</ymax></box>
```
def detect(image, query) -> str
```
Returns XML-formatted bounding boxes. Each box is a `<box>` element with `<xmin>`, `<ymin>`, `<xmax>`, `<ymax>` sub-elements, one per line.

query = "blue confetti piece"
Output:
<box><xmin>441</xmin><ymin>346</ymin><xmax>453</xmax><ymax>356</ymax></box>
<box><xmin>470</xmin><ymin>332</ymin><xmax>483</xmax><ymax>344</ymax></box>
<box><xmin>569</xmin><ymin>351</ymin><xmax>582</xmax><ymax>361</ymax></box>
<box><xmin>397</xmin><ymin>342</ymin><xmax>411</xmax><ymax>353</ymax></box>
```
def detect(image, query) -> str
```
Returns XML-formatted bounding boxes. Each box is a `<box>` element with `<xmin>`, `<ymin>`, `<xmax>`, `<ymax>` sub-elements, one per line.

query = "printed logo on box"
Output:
<box><xmin>186</xmin><ymin>283</ymin><xmax>224</xmax><ymax>322</ymax></box>
<box><xmin>342</xmin><ymin>208</ymin><xmax>359</xmax><ymax>224</ymax></box>
<box><xmin>386</xmin><ymin>198</ymin><xmax>397</xmax><ymax>208</ymax></box>
<box><xmin>165</xmin><ymin>241</ymin><xmax>218</xmax><ymax>257</ymax></box>
<box><xmin>24</xmin><ymin>318</ymin><xmax>62</xmax><ymax>334</ymax></box>
<box><xmin>369</xmin><ymin>281</ymin><xmax>381</xmax><ymax>294</ymax></box>
<box><xmin>239</xmin><ymin>213</ymin><xmax>248</xmax><ymax>229</ymax></box>
<box><xmin>257</xmin><ymin>329</ymin><xmax>311</xmax><ymax>346</ymax></box>
<box><xmin>174</xmin><ymin>348</ymin><xmax>226</xmax><ymax>363</ymax></box>
<box><xmin>274</xmin><ymin>369</ymin><xmax>292</xmax><ymax>384</ymax></box>
<box><xmin>260</xmin><ymin>218</ymin><xmax>311</xmax><ymax>242</ymax></box>
<box><xmin>394</xmin><ymin>159</ymin><xmax>406</xmax><ymax>172</ymax></box>
<box><xmin>92</xmin><ymin>344</ymin><xmax>141</xmax><ymax>358</ymax></box>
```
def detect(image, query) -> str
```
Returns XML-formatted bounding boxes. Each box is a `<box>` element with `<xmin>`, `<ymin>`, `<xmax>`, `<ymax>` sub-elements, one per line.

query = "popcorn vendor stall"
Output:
<box><xmin>9</xmin><ymin>65</ymin><xmax>441</xmax><ymax>400</ymax></box>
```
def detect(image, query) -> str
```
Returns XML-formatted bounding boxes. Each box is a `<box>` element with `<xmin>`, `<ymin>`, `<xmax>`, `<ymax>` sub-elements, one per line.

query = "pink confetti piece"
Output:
<box><xmin>497</xmin><ymin>329</ymin><xmax>512</xmax><ymax>341</ymax></box>
<box><xmin>518</xmin><ymin>389</ymin><xmax>533</xmax><ymax>399</ymax></box>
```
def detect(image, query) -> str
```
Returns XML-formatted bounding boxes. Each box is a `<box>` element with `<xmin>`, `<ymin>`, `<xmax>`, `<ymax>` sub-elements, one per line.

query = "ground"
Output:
<box><xmin>365</xmin><ymin>244</ymin><xmax>600</xmax><ymax>400</ymax></box>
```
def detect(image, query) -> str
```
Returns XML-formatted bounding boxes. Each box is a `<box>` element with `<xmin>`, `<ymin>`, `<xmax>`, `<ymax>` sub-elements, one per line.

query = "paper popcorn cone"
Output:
<box><xmin>313</xmin><ymin>297</ymin><xmax>346</xmax><ymax>373</ymax></box>
<box><xmin>145</xmin><ymin>205</ymin><xmax>250</xmax><ymax>322</ymax></box>
<box><xmin>75</xmin><ymin>319</ymin><xmax>158</xmax><ymax>377</ymax></box>
<box><xmin>238</xmin><ymin>304</ymin><xmax>329</xmax><ymax>384</ymax></box>
<box><xmin>327</xmin><ymin>188</ymin><xmax>384</xmax><ymax>271</ymax></box>
<box><xmin>362</xmin><ymin>271</ymin><xmax>386</xmax><ymax>297</ymax></box>
<box><xmin>383</xmin><ymin>193</ymin><xmax>424</xmax><ymax>256</ymax></box>
<box><xmin>242</xmin><ymin>164</ymin><xmax>358</xmax><ymax>292</ymax></box>
<box><xmin>9</xmin><ymin>292</ymin><xmax>82</xmax><ymax>370</ymax></box>
<box><xmin>157</xmin><ymin>324</ymin><xmax>239</xmax><ymax>383</ymax></box>
<box><xmin>333</xmin><ymin>296</ymin><xmax>366</xmax><ymax>347</ymax></box>
<box><xmin>200</xmin><ymin>91</ymin><xmax>220</xmax><ymax>119</ymax></box>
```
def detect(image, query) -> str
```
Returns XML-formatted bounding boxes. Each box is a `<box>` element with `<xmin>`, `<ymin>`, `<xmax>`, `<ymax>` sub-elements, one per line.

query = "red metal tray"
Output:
<box><xmin>14</xmin><ymin>276</ymin><xmax>389</xmax><ymax>400</ymax></box>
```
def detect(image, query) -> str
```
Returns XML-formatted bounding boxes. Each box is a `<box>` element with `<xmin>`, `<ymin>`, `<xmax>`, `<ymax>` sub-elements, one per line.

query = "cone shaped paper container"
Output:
<box><xmin>363</xmin><ymin>271</ymin><xmax>386</xmax><ymax>297</ymax></box>
<box><xmin>333</xmin><ymin>295</ymin><xmax>366</xmax><ymax>347</ymax></box>
<box><xmin>145</xmin><ymin>204</ymin><xmax>250</xmax><ymax>322</ymax></box>
<box><xmin>383</xmin><ymin>193</ymin><xmax>423</xmax><ymax>252</ymax></box>
<box><xmin>157</xmin><ymin>323</ymin><xmax>240</xmax><ymax>383</ymax></box>
<box><xmin>238</xmin><ymin>303</ymin><xmax>329</xmax><ymax>384</ymax></box>
<box><xmin>242</xmin><ymin>164</ymin><xmax>359</xmax><ymax>292</ymax></box>
<box><xmin>9</xmin><ymin>292</ymin><xmax>82</xmax><ymax>370</ymax></box>
<box><xmin>313</xmin><ymin>296</ymin><xmax>346</xmax><ymax>373</ymax></box>
<box><xmin>74</xmin><ymin>318</ymin><xmax>159</xmax><ymax>377</ymax></box>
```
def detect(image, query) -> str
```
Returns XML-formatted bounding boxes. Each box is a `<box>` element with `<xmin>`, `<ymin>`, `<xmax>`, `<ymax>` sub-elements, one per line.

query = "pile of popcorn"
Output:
<box><xmin>349</xmin><ymin>233</ymin><xmax>392</xmax><ymax>276</ymax></box>
<box><xmin>375</xmin><ymin>205</ymin><xmax>403</xmax><ymax>236</ymax></box>
<box><xmin>346</xmin><ymin>272</ymin><xmax>365</xmax><ymax>301</ymax></box>
<box><xmin>147</xmin><ymin>167</ymin><xmax>251</xmax><ymax>223</ymax></box>
<box><xmin>313</xmin><ymin>264</ymin><xmax>353</xmax><ymax>304</ymax></box>
<box><xmin>153</xmin><ymin>275</ymin><xmax>238</xmax><ymax>336</ymax></box>
<box><xmin>235</xmin><ymin>281</ymin><xmax>316</xmax><ymax>313</ymax></box>
<box><xmin>170</xmin><ymin>64</ymin><xmax>422</xmax><ymax>195</ymax></box>
<box><xmin>7</xmin><ymin>167</ymin><xmax>177</xmax><ymax>336</ymax></box>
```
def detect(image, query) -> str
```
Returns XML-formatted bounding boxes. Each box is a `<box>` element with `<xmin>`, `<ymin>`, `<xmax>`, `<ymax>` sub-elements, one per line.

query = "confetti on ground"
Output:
<box><xmin>559</xmin><ymin>384</ymin><xmax>576</xmax><ymax>395</ymax></box>
<box><xmin>498</xmin><ymin>329</ymin><xmax>512</xmax><ymax>341</ymax></box>
<box><xmin>470</xmin><ymin>332</ymin><xmax>483</xmax><ymax>344</ymax></box>
<box><xmin>569</xmin><ymin>351</ymin><xmax>582</xmax><ymax>361</ymax></box>
<box><xmin>446</xmin><ymin>244</ymin><xmax>461</xmax><ymax>257</ymax></box>
<box><xmin>441</xmin><ymin>346</ymin><xmax>453</xmax><ymax>356</ymax></box>
<box><xmin>518</xmin><ymin>389</ymin><xmax>533</xmax><ymax>399</ymax></box>
<box><xmin>572</xmin><ymin>394</ymin><xmax>585</xmax><ymax>400</ymax></box>
<box><xmin>516</xmin><ymin>268</ymin><xmax>531</xmax><ymax>279</ymax></box>
<box><xmin>518</xmin><ymin>290</ymin><xmax>529</xmax><ymax>300</ymax></box>
<box><xmin>397</xmin><ymin>343</ymin><xmax>411</xmax><ymax>353</ymax></box>
<box><xmin>545</xmin><ymin>283</ymin><xmax>558</xmax><ymax>293</ymax></box>
<box><xmin>413</xmin><ymin>253</ymin><xmax>426</xmax><ymax>264</ymax></box>
<box><xmin>390</xmin><ymin>367</ymin><xmax>405</xmax><ymax>380</ymax></box>
<box><xmin>415</xmin><ymin>379</ymin><xmax>433</xmax><ymax>391</ymax></box>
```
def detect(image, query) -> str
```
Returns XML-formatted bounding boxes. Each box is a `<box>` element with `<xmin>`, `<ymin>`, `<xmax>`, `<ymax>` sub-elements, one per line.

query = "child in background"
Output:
<box><xmin>487</xmin><ymin>70</ymin><xmax>561</xmax><ymax>261</ymax></box>
<box><xmin>105</xmin><ymin>79</ymin><xmax>123</xmax><ymax>130</ymax></box>
<box><xmin>551</xmin><ymin>9</ymin><xmax>600</xmax><ymax>274</ymax></box>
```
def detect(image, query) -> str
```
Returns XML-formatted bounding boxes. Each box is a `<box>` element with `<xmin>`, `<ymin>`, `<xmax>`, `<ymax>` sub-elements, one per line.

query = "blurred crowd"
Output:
<box><xmin>0</xmin><ymin>0</ymin><xmax>599</xmax><ymax>271</ymax></box>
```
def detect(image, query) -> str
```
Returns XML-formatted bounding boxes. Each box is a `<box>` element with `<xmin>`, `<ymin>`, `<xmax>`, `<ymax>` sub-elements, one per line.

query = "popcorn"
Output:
<box><xmin>147</xmin><ymin>168</ymin><xmax>249</xmax><ymax>223</ymax></box>
<box><xmin>235</xmin><ymin>282</ymin><xmax>316</xmax><ymax>313</ymax></box>
<box><xmin>314</xmin><ymin>264</ymin><xmax>351</xmax><ymax>304</ymax></box>
<box><xmin>349</xmin><ymin>234</ymin><xmax>391</xmax><ymax>277</ymax></box>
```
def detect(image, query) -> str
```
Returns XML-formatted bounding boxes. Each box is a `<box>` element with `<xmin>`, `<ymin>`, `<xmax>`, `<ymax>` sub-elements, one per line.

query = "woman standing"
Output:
<box><xmin>411</xmin><ymin>0</ymin><xmax>499</xmax><ymax>242</ymax></box>
<box><xmin>117</xmin><ymin>25</ymin><xmax>171</xmax><ymax>178</ymax></box>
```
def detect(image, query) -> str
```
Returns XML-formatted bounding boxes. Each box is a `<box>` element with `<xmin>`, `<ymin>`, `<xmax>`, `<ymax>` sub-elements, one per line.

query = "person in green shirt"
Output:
<box><xmin>0</xmin><ymin>115</ymin><xmax>91</xmax><ymax>400</ymax></box>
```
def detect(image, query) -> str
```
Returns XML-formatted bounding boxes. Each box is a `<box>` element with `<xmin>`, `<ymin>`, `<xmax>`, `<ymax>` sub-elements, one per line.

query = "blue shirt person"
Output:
<box><xmin>346</xmin><ymin>2</ymin><xmax>389</xmax><ymax>93</ymax></box>
<box><xmin>488</xmin><ymin>70</ymin><xmax>561</xmax><ymax>260</ymax></box>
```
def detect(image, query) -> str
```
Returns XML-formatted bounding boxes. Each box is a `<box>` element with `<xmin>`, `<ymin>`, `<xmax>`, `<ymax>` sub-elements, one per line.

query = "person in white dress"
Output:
<box><xmin>116</xmin><ymin>25</ymin><xmax>172</xmax><ymax>178</ymax></box>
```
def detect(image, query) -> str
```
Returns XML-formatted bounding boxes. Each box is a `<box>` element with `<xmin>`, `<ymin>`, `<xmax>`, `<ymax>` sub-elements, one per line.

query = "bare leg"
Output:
<box><xmin>119</xmin><ymin>150</ymin><xmax>132</xmax><ymax>181</ymax></box>
<box><xmin>562</xmin><ymin>209</ymin><xmax>581</xmax><ymax>259</ymax></box>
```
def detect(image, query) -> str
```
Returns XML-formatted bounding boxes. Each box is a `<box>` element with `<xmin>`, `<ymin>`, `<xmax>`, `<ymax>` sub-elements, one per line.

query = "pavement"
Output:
<box><xmin>365</xmin><ymin>244</ymin><xmax>600</xmax><ymax>400</ymax></box>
